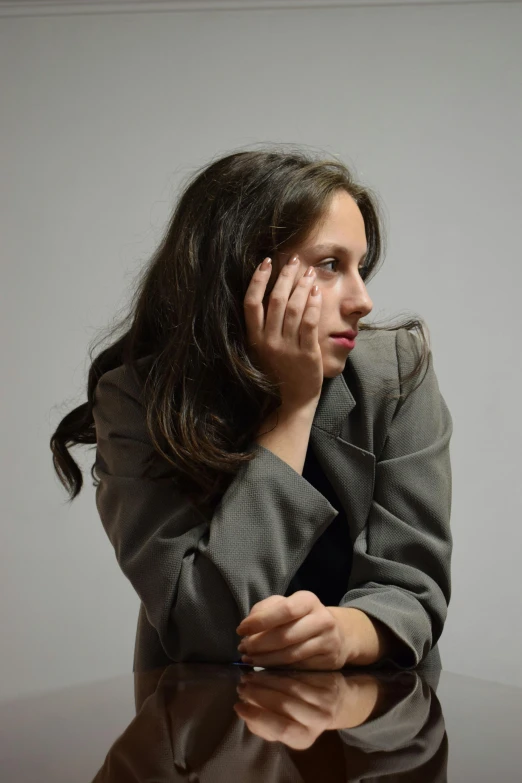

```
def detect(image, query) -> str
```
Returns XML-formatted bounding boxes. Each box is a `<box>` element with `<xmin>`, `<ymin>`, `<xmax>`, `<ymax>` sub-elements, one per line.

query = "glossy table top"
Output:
<box><xmin>1</xmin><ymin>662</ymin><xmax>521</xmax><ymax>781</ymax></box>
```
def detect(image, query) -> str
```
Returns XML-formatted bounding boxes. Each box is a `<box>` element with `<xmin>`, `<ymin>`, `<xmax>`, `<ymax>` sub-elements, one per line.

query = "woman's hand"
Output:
<box><xmin>236</xmin><ymin>592</ymin><xmax>355</xmax><ymax>670</ymax></box>
<box><xmin>243</xmin><ymin>255</ymin><xmax>324</xmax><ymax>410</ymax></box>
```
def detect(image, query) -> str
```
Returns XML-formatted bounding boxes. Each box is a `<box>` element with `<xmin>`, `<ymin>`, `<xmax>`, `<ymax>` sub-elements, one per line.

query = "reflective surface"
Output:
<box><xmin>1</xmin><ymin>663</ymin><xmax>521</xmax><ymax>781</ymax></box>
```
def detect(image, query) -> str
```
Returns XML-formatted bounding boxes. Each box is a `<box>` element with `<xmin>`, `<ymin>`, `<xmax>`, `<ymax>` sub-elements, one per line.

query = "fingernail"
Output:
<box><xmin>260</xmin><ymin>257</ymin><xmax>272</xmax><ymax>270</ymax></box>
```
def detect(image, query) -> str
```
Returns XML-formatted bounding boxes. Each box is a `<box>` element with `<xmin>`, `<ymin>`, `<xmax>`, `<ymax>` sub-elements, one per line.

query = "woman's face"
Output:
<box><xmin>264</xmin><ymin>190</ymin><xmax>374</xmax><ymax>379</ymax></box>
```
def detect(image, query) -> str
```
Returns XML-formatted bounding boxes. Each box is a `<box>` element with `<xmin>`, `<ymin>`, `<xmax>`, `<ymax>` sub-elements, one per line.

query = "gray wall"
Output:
<box><xmin>1</xmin><ymin>0</ymin><xmax>520</xmax><ymax>702</ymax></box>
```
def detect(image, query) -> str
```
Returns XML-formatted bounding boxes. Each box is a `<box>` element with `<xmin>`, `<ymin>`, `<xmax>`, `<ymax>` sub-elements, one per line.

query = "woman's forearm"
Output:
<box><xmin>254</xmin><ymin>401</ymin><xmax>319</xmax><ymax>476</ymax></box>
<box><xmin>255</xmin><ymin>407</ymin><xmax>401</xmax><ymax>668</ymax></box>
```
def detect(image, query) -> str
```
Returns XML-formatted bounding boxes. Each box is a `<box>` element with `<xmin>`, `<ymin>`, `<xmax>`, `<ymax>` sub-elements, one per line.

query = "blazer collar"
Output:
<box><xmin>309</xmin><ymin>370</ymin><xmax>376</xmax><ymax>540</ymax></box>
<box><xmin>311</xmin><ymin>371</ymin><xmax>356</xmax><ymax>437</ymax></box>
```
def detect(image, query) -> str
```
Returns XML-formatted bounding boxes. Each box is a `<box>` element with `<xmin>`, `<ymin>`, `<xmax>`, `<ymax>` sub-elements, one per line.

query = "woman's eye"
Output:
<box><xmin>317</xmin><ymin>258</ymin><xmax>367</xmax><ymax>276</ymax></box>
<box><xmin>318</xmin><ymin>258</ymin><xmax>338</xmax><ymax>273</ymax></box>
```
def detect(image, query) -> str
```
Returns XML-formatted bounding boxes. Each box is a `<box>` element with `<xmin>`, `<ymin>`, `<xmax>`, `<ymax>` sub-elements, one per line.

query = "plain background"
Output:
<box><xmin>1</xmin><ymin>0</ymin><xmax>521</xmax><ymax>703</ymax></box>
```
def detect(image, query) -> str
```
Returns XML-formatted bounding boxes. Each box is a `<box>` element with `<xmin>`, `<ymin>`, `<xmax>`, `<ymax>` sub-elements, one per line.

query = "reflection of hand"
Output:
<box><xmin>236</xmin><ymin>592</ymin><xmax>353</xmax><ymax>670</ymax></box>
<box><xmin>233</xmin><ymin>670</ymin><xmax>383</xmax><ymax>749</ymax></box>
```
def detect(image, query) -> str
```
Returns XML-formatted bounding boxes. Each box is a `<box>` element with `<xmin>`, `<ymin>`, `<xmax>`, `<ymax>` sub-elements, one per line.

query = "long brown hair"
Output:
<box><xmin>50</xmin><ymin>144</ymin><xmax>430</xmax><ymax>512</ymax></box>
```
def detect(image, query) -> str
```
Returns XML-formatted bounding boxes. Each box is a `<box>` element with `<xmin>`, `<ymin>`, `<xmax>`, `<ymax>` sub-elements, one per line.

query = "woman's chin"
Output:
<box><xmin>322</xmin><ymin>355</ymin><xmax>348</xmax><ymax>378</ymax></box>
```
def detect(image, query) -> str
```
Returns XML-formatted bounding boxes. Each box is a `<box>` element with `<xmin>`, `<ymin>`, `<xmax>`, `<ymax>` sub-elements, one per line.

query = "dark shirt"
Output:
<box><xmin>284</xmin><ymin>442</ymin><xmax>354</xmax><ymax>607</ymax></box>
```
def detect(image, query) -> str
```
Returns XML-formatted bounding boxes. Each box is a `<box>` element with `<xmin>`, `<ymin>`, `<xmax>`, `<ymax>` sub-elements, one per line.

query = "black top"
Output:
<box><xmin>284</xmin><ymin>442</ymin><xmax>354</xmax><ymax>607</ymax></box>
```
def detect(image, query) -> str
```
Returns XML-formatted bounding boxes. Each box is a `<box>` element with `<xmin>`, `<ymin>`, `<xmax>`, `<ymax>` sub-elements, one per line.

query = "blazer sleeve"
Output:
<box><xmin>339</xmin><ymin>328</ymin><xmax>453</xmax><ymax>669</ymax></box>
<box><xmin>92</xmin><ymin>367</ymin><xmax>339</xmax><ymax>663</ymax></box>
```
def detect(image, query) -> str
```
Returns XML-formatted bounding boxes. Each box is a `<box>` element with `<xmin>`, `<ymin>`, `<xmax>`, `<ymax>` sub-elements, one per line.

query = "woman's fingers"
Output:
<box><xmin>241</xmin><ymin>610</ymin><xmax>334</xmax><ymax>657</ymax></box>
<box><xmin>237</xmin><ymin>591</ymin><xmax>317</xmax><ymax>636</ymax></box>
<box><xmin>243</xmin><ymin>254</ymin><xmax>323</xmax><ymax>408</ymax></box>
<box><xmin>243</xmin><ymin>256</ymin><xmax>273</xmax><ymax>350</ymax></box>
<box><xmin>265</xmin><ymin>255</ymin><xmax>306</xmax><ymax>341</ymax></box>
<box><xmin>242</xmin><ymin>636</ymin><xmax>331</xmax><ymax>668</ymax></box>
<box><xmin>297</xmin><ymin>278</ymin><xmax>322</xmax><ymax>353</ymax></box>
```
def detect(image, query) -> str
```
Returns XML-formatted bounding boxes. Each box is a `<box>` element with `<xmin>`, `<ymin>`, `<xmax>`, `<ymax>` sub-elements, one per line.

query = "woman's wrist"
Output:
<box><xmin>327</xmin><ymin>606</ymin><xmax>397</xmax><ymax>667</ymax></box>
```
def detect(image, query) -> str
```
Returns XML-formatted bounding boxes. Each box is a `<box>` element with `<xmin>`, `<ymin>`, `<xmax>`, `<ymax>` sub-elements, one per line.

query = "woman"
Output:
<box><xmin>50</xmin><ymin>146</ymin><xmax>453</xmax><ymax>674</ymax></box>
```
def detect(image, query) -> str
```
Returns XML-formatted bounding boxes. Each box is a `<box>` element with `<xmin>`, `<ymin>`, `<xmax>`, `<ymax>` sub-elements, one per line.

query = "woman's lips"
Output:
<box><xmin>330</xmin><ymin>335</ymin><xmax>356</xmax><ymax>349</ymax></box>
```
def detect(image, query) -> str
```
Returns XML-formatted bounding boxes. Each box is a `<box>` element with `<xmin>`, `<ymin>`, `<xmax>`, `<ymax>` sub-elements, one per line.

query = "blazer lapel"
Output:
<box><xmin>309</xmin><ymin>372</ymin><xmax>375</xmax><ymax>541</ymax></box>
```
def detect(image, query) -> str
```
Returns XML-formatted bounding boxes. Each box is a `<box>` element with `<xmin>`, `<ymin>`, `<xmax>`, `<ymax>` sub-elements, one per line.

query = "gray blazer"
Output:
<box><xmin>92</xmin><ymin>327</ymin><xmax>453</xmax><ymax>673</ymax></box>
